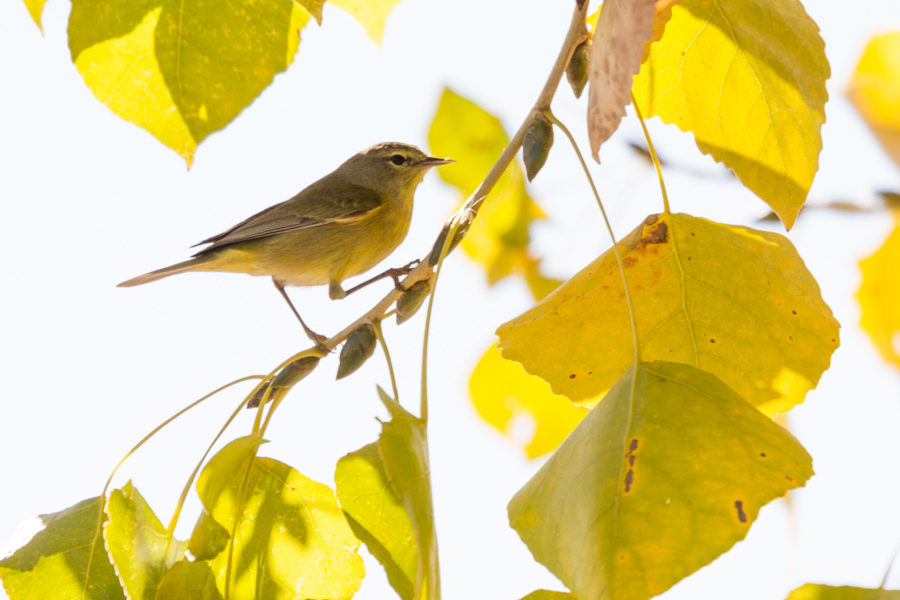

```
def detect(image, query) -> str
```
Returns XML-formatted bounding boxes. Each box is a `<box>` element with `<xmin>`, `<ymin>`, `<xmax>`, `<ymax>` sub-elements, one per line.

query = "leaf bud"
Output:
<box><xmin>396</xmin><ymin>279</ymin><xmax>432</xmax><ymax>324</ymax></box>
<box><xmin>272</xmin><ymin>356</ymin><xmax>320</xmax><ymax>389</ymax></box>
<box><xmin>566</xmin><ymin>42</ymin><xmax>590</xmax><ymax>99</ymax></box>
<box><xmin>246</xmin><ymin>383</ymin><xmax>273</xmax><ymax>409</ymax></box>
<box><xmin>337</xmin><ymin>324</ymin><xmax>377</xmax><ymax>380</ymax></box>
<box><xmin>429</xmin><ymin>219</ymin><xmax>469</xmax><ymax>266</ymax></box>
<box><xmin>523</xmin><ymin>116</ymin><xmax>554</xmax><ymax>182</ymax></box>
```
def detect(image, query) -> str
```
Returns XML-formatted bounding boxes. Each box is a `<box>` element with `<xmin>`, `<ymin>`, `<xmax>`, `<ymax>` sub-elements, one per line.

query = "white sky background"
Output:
<box><xmin>2</xmin><ymin>0</ymin><xmax>900</xmax><ymax>598</ymax></box>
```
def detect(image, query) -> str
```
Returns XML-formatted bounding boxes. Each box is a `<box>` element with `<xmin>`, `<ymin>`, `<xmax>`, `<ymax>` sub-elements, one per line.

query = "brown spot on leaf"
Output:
<box><xmin>785</xmin><ymin>475</ymin><xmax>793</xmax><ymax>482</ymax></box>
<box><xmin>624</xmin><ymin>469</ymin><xmax>634</xmax><ymax>492</ymax></box>
<box><xmin>734</xmin><ymin>500</ymin><xmax>748</xmax><ymax>523</ymax></box>
<box><xmin>588</xmin><ymin>371</ymin><xmax>593</xmax><ymax>375</ymax></box>
<box><xmin>643</xmin><ymin>214</ymin><xmax>659</xmax><ymax>226</ymax></box>
<box><xmin>629</xmin><ymin>438</ymin><xmax>639</xmax><ymax>453</ymax></box>
<box><xmin>628</xmin><ymin>455</ymin><xmax>636</xmax><ymax>466</ymax></box>
<box><xmin>792</xmin><ymin>310</ymin><xmax>797</xmax><ymax>315</ymax></box>
<box><xmin>639</xmin><ymin>222</ymin><xmax>668</xmax><ymax>246</ymax></box>
<box><xmin>569</xmin><ymin>374</ymin><xmax>576</xmax><ymax>379</ymax></box>
<box><xmin>710</xmin><ymin>338</ymin><xmax>715</xmax><ymax>343</ymax></box>
<box><xmin>759</xmin><ymin>453</ymin><xmax>766</xmax><ymax>458</ymax></box>
<box><xmin>690</xmin><ymin>232</ymin><xmax>695</xmax><ymax>236</ymax></box>
<box><xmin>623</xmin><ymin>256</ymin><xmax>637</xmax><ymax>268</ymax></box>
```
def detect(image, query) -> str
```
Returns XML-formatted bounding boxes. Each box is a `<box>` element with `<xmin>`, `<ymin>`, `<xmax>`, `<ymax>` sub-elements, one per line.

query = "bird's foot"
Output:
<box><xmin>304</xmin><ymin>329</ymin><xmax>332</xmax><ymax>354</ymax></box>
<box><xmin>390</xmin><ymin>259</ymin><xmax>421</xmax><ymax>291</ymax></box>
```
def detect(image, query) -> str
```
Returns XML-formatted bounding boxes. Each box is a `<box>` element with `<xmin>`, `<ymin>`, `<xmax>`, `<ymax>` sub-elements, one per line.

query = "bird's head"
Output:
<box><xmin>348</xmin><ymin>142</ymin><xmax>454</xmax><ymax>194</ymax></box>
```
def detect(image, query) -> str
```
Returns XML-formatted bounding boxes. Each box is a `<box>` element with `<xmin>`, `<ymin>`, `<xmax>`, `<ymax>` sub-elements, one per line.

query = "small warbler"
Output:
<box><xmin>118</xmin><ymin>142</ymin><xmax>453</xmax><ymax>347</ymax></box>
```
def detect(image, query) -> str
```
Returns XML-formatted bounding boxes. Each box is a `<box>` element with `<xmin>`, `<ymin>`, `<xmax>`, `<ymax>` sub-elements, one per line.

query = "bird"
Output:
<box><xmin>118</xmin><ymin>142</ymin><xmax>453</xmax><ymax>348</ymax></box>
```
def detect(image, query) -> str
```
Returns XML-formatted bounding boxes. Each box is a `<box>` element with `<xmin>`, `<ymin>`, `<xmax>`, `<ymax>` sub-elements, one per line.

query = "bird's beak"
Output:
<box><xmin>417</xmin><ymin>156</ymin><xmax>455</xmax><ymax>168</ymax></box>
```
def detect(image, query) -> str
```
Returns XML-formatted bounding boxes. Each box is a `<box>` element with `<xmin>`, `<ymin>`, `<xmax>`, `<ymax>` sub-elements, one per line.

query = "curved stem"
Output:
<box><xmin>83</xmin><ymin>375</ymin><xmax>264</xmax><ymax>599</ymax></box>
<box><xmin>420</xmin><ymin>215</ymin><xmax>462</xmax><ymax>424</ymax></box>
<box><xmin>372</xmin><ymin>319</ymin><xmax>399</xmax><ymax>403</ymax></box>
<box><xmin>630</xmin><ymin>90</ymin><xmax>670</xmax><ymax>214</ymax></box>
<box><xmin>164</xmin><ymin>393</ymin><xmax>251</xmax><ymax>559</ymax></box>
<box><xmin>543</xmin><ymin>110</ymin><xmax>641</xmax><ymax>367</ymax></box>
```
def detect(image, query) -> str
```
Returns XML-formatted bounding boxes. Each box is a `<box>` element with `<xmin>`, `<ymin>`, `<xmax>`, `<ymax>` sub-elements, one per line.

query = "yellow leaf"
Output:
<box><xmin>470</xmin><ymin>345</ymin><xmax>587</xmax><ymax>458</ymax></box>
<box><xmin>294</xmin><ymin>0</ymin><xmax>326</xmax><ymax>24</ymax></box>
<box><xmin>632</xmin><ymin>0</ymin><xmax>829</xmax><ymax>230</ymax></box>
<box><xmin>198</xmin><ymin>436</ymin><xmax>365</xmax><ymax>600</ymax></box>
<box><xmin>587</xmin><ymin>0</ymin><xmax>658</xmax><ymax>160</ymax></box>
<box><xmin>69</xmin><ymin>0</ymin><xmax>311</xmax><ymax>166</ymax></box>
<box><xmin>847</xmin><ymin>32</ymin><xmax>900</xmax><ymax>170</ymax></box>
<box><xmin>328</xmin><ymin>0</ymin><xmax>403</xmax><ymax>46</ymax></box>
<box><xmin>858</xmin><ymin>211</ymin><xmax>900</xmax><ymax>370</ymax></box>
<box><xmin>73</xmin><ymin>8</ymin><xmax>196</xmax><ymax>165</ymax></box>
<box><xmin>497</xmin><ymin>212</ymin><xmax>840</xmax><ymax>416</ymax></box>
<box><xmin>509</xmin><ymin>362</ymin><xmax>812</xmax><ymax>600</ymax></box>
<box><xmin>22</xmin><ymin>0</ymin><xmax>49</xmax><ymax>31</ymax></box>
<box><xmin>786</xmin><ymin>584</ymin><xmax>900</xmax><ymax>600</ymax></box>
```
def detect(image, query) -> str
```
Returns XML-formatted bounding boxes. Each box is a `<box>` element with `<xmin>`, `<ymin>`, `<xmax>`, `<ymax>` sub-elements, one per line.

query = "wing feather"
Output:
<box><xmin>192</xmin><ymin>180</ymin><xmax>385</xmax><ymax>255</ymax></box>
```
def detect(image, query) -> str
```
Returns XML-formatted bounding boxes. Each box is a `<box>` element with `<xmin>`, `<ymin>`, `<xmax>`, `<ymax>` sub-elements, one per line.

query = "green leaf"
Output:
<box><xmin>67</xmin><ymin>0</ymin><xmax>311</xmax><ymax>166</ymax></box>
<box><xmin>328</xmin><ymin>0</ymin><xmax>402</xmax><ymax>46</ymax></box>
<box><xmin>847</xmin><ymin>32</ymin><xmax>900</xmax><ymax>170</ymax></box>
<box><xmin>375</xmin><ymin>387</ymin><xmax>439</xmax><ymax>600</ymax></box>
<box><xmin>428</xmin><ymin>87</ymin><xmax>547</xmax><ymax>285</ymax></box>
<box><xmin>786</xmin><ymin>584</ymin><xmax>900</xmax><ymax>600</ymax></box>
<box><xmin>154</xmin><ymin>561</ymin><xmax>223</xmax><ymax>600</ymax></box>
<box><xmin>187</xmin><ymin>510</ymin><xmax>229</xmax><ymax>562</ymax></box>
<box><xmin>0</xmin><ymin>497</ymin><xmax>125</xmax><ymax>600</ymax></box>
<box><xmin>105</xmin><ymin>481</ymin><xmax>186</xmax><ymax>600</ymax></box>
<box><xmin>519</xmin><ymin>592</ymin><xmax>577</xmax><ymax>600</ymax></box>
<box><xmin>497</xmin><ymin>212</ymin><xmax>840</xmax><ymax>417</ymax></box>
<box><xmin>470</xmin><ymin>344</ymin><xmax>587</xmax><ymax>459</ymax></box>
<box><xmin>858</xmin><ymin>211</ymin><xmax>900</xmax><ymax>370</ymax></box>
<box><xmin>632</xmin><ymin>0</ymin><xmax>830</xmax><ymax>229</ymax></box>
<box><xmin>335</xmin><ymin>443</ymin><xmax>416</xmax><ymax>600</ymax></box>
<box><xmin>509</xmin><ymin>362</ymin><xmax>813</xmax><ymax>600</ymax></box>
<box><xmin>196</xmin><ymin>435</ymin><xmax>364</xmax><ymax>600</ymax></box>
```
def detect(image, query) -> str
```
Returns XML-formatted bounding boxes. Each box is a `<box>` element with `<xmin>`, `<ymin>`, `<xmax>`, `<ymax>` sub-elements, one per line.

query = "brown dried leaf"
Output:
<box><xmin>587</xmin><ymin>0</ymin><xmax>678</xmax><ymax>161</ymax></box>
<box><xmin>587</xmin><ymin>0</ymin><xmax>658</xmax><ymax>161</ymax></box>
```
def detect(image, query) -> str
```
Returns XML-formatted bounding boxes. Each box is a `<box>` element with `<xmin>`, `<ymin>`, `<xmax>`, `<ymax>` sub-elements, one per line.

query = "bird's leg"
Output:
<box><xmin>335</xmin><ymin>259</ymin><xmax>421</xmax><ymax>299</ymax></box>
<box><xmin>273</xmin><ymin>279</ymin><xmax>330</xmax><ymax>351</ymax></box>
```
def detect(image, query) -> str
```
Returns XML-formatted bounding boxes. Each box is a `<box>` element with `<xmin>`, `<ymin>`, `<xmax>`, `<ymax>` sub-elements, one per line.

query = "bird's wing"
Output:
<box><xmin>192</xmin><ymin>182</ymin><xmax>385</xmax><ymax>255</ymax></box>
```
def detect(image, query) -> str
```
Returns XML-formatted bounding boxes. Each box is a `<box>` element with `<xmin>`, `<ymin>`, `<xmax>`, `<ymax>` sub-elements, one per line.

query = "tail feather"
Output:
<box><xmin>117</xmin><ymin>256</ymin><xmax>213</xmax><ymax>287</ymax></box>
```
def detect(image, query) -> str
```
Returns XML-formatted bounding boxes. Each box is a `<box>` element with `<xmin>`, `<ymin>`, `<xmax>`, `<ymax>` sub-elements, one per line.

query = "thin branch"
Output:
<box><xmin>314</xmin><ymin>1</ymin><xmax>589</xmax><ymax>355</ymax></box>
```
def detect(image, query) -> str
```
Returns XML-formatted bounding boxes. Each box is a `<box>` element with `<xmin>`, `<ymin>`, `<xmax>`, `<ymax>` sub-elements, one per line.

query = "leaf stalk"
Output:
<box><xmin>631</xmin><ymin>90</ymin><xmax>671</xmax><ymax>214</ymax></box>
<box><xmin>542</xmin><ymin>109</ymin><xmax>641</xmax><ymax>368</ymax></box>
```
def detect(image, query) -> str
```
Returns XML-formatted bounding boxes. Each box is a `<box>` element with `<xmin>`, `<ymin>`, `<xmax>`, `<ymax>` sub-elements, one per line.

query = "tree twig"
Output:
<box><xmin>317</xmin><ymin>2</ymin><xmax>590</xmax><ymax>353</ymax></box>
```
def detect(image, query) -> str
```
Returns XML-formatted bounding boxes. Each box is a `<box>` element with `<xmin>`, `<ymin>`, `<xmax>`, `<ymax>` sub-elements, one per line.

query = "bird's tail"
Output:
<box><xmin>117</xmin><ymin>255</ymin><xmax>215</xmax><ymax>288</ymax></box>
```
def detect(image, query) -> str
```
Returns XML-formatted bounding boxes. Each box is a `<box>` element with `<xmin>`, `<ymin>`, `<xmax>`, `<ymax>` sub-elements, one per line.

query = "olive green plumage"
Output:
<box><xmin>118</xmin><ymin>142</ymin><xmax>451</xmax><ymax>299</ymax></box>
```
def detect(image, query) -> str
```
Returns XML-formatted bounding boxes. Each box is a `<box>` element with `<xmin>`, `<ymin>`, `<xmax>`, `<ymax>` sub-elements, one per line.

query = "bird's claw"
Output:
<box><xmin>306</xmin><ymin>330</ymin><xmax>332</xmax><ymax>354</ymax></box>
<box><xmin>391</xmin><ymin>259</ymin><xmax>421</xmax><ymax>291</ymax></box>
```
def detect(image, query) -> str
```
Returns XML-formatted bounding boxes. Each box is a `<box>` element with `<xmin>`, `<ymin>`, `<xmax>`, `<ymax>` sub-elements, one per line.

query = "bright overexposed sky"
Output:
<box><xmin>2</xmin><ymin>1</ymin><xmax>900</xmax><ymax>599</ymax></box>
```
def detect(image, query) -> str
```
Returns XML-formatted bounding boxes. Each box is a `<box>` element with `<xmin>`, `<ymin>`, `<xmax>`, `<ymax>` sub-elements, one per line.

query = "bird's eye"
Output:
<box><xmin>390</xmin><ymin>154</ymin><xmax>406</xmax><ymax>166</ymax></box>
